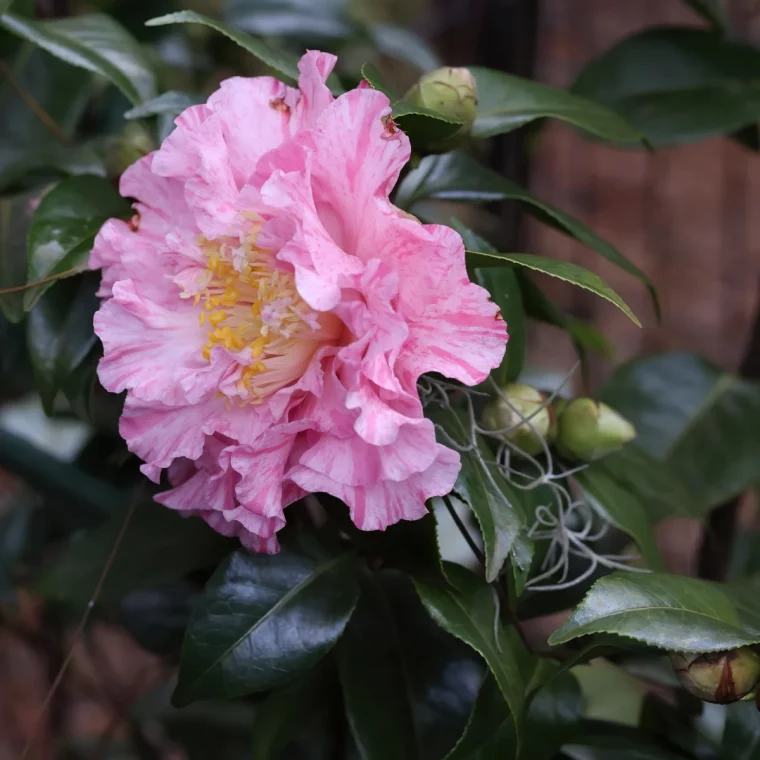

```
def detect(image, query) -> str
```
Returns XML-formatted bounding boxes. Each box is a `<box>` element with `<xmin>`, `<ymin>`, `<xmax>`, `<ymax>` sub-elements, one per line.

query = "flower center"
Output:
<box><xmin>188</xmin><ymin>224</ymin><xmax>339</xmax><ymax>402</ymax></box>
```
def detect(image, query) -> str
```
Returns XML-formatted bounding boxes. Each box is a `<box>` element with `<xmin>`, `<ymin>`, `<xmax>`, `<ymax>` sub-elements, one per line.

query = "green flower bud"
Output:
<box><xmin>671</xmin><ymin>649</ymin><xmax>760</xmax><ymax>704</ymax></box>
<box><xmin>404</xmin><ymin>66</ymin><xmax>477</xmax><ymax>149</ymax></box>
<box><xmin>556</xmin><ymin>398</ymin><xmax>635</xmax><ymax>462</ymax></box>
<box><xmin>482</xmin><ymin>383</ymin><xmax>556</xmax><ymax>456</ymax></box>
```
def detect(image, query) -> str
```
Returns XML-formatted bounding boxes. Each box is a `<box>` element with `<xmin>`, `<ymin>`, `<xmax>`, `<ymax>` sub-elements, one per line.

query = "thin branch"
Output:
<box><xmin>0</xmin><ymin>59</ymin><xmax>72</xmax><ymax>145</ymax></box>
<box><xmin>442</xmin><ymin>494</ymin><xmax>485</xmax><ymax>566</ymax></box>
<box><xmin>21</xmin><ymin>490</ymin><xmax>143</xmax><ymax>760</ymax></box>
<box><xmin>0</xmin><ymin>265</ymin><xmax>86</xmax><ymax>295</ymax></box>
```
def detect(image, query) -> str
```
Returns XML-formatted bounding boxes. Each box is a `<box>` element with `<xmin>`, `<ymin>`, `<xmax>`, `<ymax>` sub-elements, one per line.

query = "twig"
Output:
<box><xmin>20</xmin><ymin>490</ymin><xmax>143</xmax><ymax>760</ymax></box>
<box><xmin>442</xmin><ymin>494</ymin><xmax>485</xmax><ymax>565</ymax></box>
<box><xmin>0</xmin><ymin>265</ymin><xmax>86</xmax><ymax>295</ymax></box>
<box><xmin>0</xmin><ymin>59</ymin><xmax>72</xmax><ymax>145</ymax></box>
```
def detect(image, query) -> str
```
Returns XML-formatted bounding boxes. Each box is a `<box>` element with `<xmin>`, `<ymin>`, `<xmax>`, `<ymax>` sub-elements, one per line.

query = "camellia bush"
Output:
<box><xmin>5</xmin><ymin>0</ymin><xmax>760</xmax><ymax>758</ymax></box>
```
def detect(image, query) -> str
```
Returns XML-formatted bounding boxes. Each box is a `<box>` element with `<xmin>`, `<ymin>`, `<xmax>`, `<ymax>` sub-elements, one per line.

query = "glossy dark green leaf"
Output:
<box><xmin>470</xmin><ymin>66</ymin><xmax>643</xmax><ymax>144</ymax></box>
<box><xmin>251</xmin><ymin>664</ymin><xmax>337</xmax><ymax>760</ymax></box>
<box><xmin>27</xmin><ymin>273</ymin><xmax>99</xmax><ymax>413</ymax></box>
<box><xmin>124</xmin><ymin>90</ymin><xmax>202</xmax><ymax>120</ymax></box>
<box><xmin>391</xmin><ymin>101</ymin><xmax>464</xmax><ymax>149</ymax></box>
<box><xmin>427</xmin><ymin>405</ymin><xmax>531</xmax><ymax>583</ymax></box>
<box><xmin>468</xmin><ymin>250</ymin><xmax>640</xmax><ymax>327</ymax></box>
<box><xmin>0</xmin><ymin>428</ymin><xmax>120</xmax><ymax>525</ymax></box>
<box><xmin>369</xmin><ymin>24</ymin><xmax>441</xmax><ymax>72</ymax></box>
<box><xmin>146</xmin><ymin>11</ymin><xmax>347</xmax><ymax>92</ymax></box>
<box><xmin>601</xmin><ymin>352</ymin><xmax>760</xmax><ymax>511</ymax></box>
<box><xmin>573</xmin><ymin>28</ymin><xmax>760</xmax><ymax>146</ymax></box>
<box><xmin>339</xmin><ymin>572</ymin><xmax>482</xmax><ymax>760</ymax></box>
<box><xmin>575</xmin><ymin>466</ymin><xmax>663</xmax><ymax>570</ymax></box>
<box><xmin>174</xmin><ymin>544</ymin><xmax>359</xmax><ymax>706</ymax></box>
<box><xmin>224</xmin><ymin>0</ymin><xmax>354</xmax><ymax>40</ymax></box>
<box><xmin>413</xmin><ymin>563</ymin><xmax>534</xmax><ymax>744</ymax></box>
<box><xmin>0</xmin><ymin>192</ymin><xmax>33</xmax><ymax>322</ymax></box>
<box><xmin>454</xmin><ymin>222</ymin><xmax>524</xmax><ymax>383</ymax></box>
<box><xmin>25</xmin><ymin>174</ymin><xmax>130</xmax><ymax>309</ymax></box>
<box><xmin>360</xmin><ymin>61</ymin><xmax>394</xmax><ymax>99</ymax></box>
<box><xmin>396</xmin><ymin>152</ymin><xmax>658</xmax><ymax>317</ymax></box>
<box><xmin>564</xmin><ymin>735</ymin><xmax>691</xmax><ymax>760</ymax></box>
<box><xmin>549</xmin><ymin>571</ymin><xmax>760</xmax><ymax>652</ymax></box>
<box><xmin>0</xmin><ymin>12</ymin><xmax>156</xmax><ymax>105</ymax></box>
<box><xmin>516</xmin><ymin>269</ymin><xmax>610</xmax><ymax>366</ymax></box>
<box><xmin>446</xmin><ymin>670</ymin><xmax>582</xmax><ymax>760</ymax></box>
<box><xmin>684</xmin><ymin>0</ymin><xmax>731</xmax><ymax>31</ymax></box>
<box><xmin>720</xmin><ymin>701</ymin><xmax>760</xmax><ymax>760</ymax></box>
<box><xmin>586</xmin><ymin>445</ymin><xmax>699</xmax><ymax>522</ymax></box>
<box><xmin>120</xmin><ymin>581</ymin><xmax>196</xmax><ymax>656</ymax></box>
<box><xmin>36</xmin><ymin>500</ymin><xmax>232</xmax><ymax>606</ymax></box>
<box><xmin>0</xmin><ymin>46</ymin><xmax>97</xmax><ymax>193</ymax></box>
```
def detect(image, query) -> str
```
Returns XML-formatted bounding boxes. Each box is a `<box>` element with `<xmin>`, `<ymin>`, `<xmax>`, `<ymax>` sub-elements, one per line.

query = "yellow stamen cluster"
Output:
<box><xmin>187</xmin><ymin>229</ymin><xmax>318</xmax><ymax>401</ymax></box>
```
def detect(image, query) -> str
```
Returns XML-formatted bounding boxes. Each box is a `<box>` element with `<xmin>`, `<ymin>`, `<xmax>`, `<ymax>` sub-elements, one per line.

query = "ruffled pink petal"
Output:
<box><xmin>289</xmin><ymin>444</ymin><xmax>460</xmax><ymax>531</ymax></box>
<box><xmin>385</xmin><ymin>219</ymin><xmax>507</xmax><ymax>386</ymax></box>
<box><xmin>297</xmin><ymin>417</ymin><xmax>438</xmax><ymax>487</ymax></box>
<box><xmin>94</xmin><ymin>279</ymin><xmax>205</xmax><ymax>405</ymax></box>
<box><xmin>291</xmin><ymin>50</ymin><xmax>336</xmax><ymax>131</ymax></box>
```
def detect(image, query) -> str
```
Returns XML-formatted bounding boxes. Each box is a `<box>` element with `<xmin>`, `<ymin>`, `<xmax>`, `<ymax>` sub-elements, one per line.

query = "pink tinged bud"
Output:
<box><xmin>556</xmin><ymin>398</ymin><xmax>636</xmax><ymax>462</ymax></box>
<box><xmin>671</xmin><ymin>649</ymin><xmax>760</xmax><ymax>704</ymax></box>
<box><xmin>482</xmin><ymin>383</ymin><xmax>556</xmax><ymax>457</ymax></box>
<box><xmin>405</xmin><ymin>66</ymin><xmax>478</xmax><ymax>148</ymax></box>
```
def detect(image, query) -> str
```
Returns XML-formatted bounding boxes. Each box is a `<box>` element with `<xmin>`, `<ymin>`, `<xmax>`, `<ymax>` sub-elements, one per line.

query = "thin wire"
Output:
<box><xmin>442</xmin><ymin>494</ymin><xmax>485</xmax><ymax>566</ymax></box>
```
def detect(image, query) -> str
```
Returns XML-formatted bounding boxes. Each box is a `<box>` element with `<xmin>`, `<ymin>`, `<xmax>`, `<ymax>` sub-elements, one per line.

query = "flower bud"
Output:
<box><xmin>404</xmin><ymin>67</ymin><xmax>478</xmax><ymax>149</ymax></box>
<box><xmin>671</xmin><ymin>649</ymin><xmax>760</xmax><ymax>704</ymax></box>
<box><xmin>556</xmin><ymin>398</ymin><xmax>635</xmax><ymax>462</ymax></box>
<box><xmin>482</xmin><ymin>383</ymin><xmax>556</xmax><ymax>456</ymax></box>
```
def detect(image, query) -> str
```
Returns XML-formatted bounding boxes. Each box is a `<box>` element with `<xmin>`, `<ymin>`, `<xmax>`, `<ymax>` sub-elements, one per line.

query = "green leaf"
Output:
<box><xmin>224</xmin><ymin>0</ymin><xmax>354</xmax><ymax>41</ymax></box>
<box><xmin>572</xmin><ymin>28</ymin><xmax>760</xmax><ymax>146</ymax></box>
<box><xmin>0</xmin><ymin>45</ymin><xmax>97</xmax><ymax>193</ymax></box>
<box><xmin>413</xmin><ymin>563</ymin><xmax>533</xmax><ymax>746</ymax></box>
<box><xmin>574</xmin><ymin>466</ymin><xmax>663</xmax><ymax>571</ymax></box>
<box><xmin>174</xmin><ymin>544</ymin><xmax>359</xmax><ymax>706</ymax></box>
<box><xmin>446</xmin><ymin>671</ymin><xmax>582</xmax><ymax>760</ymax></box>
<box><xmin>469</xmin><ymin>66</ymin><xmax>643</xmax><ymax>144</ymax></box>
<box><xmin>391</xmin><ymin>101</ymin><xmax>464</xmax><ymax>148</ymax></box>
<box><xmin>720</xmin><ymin>701</ymin><xmax>760</xmax><ymax>760</ymax></box>
<box><xmin>251</xmin><ymin>665</ymin><xmax>337</xmax><ymax>760</ymax></box>
<box><xmin>516</xmin><ymin>269</ymin><xmax>609</xmax><ymax>367</ymax></box>
<box><xmin>685</xmin><ymin>0</ymin><xmax>731</xmax><ymax>31</ymax></box>
<box><xmin>27</xmin><ymin>273</ymin><xmax>99</xmax><ymax>413</ymax></box>
<box><xmin>396</xmin><ymin>152</ymin><xmax>658</xmax><ymax>318</ymax></box>
<box><xmin>339</xmin><ymin>571</ymin><xmax>482</xmax><ymax>760</ymax></box>
<box><xmin>25</xmin><ymin>174</ymin><xmax>131</xmax><ymax>310</ymax></box>
<box><xmin>0</xmin><ymin>192</ymin><xmax>33</xmax><ymax>322</ymax></box>
<box><xmin>146</xmin><ymin>11</ymin><xmax>346</xmax><ymax>93</ymax></box>
<box><xmin>468</xmin><ymin>250</ymin><xmax>640</xmax><ymax>327</ymax></box>
<box><xmin>549</xmin><ymin>571</ymin><xmax>760</xmax><ymax>652</ymax></box>
<box><xmin>0</xmin><ymin>12</ymin><xmax>156</xmax><ymax>105</ymax></box>
<box><xmin>0</xmin><ymin>428</ymin><xmax>122</xmax><ymax>526</ymax></box>
<box><xmin>454</xmin><ymin>222</ymin><xmax>524</xmax><ymax>383</ymax></box>
<box><xmin>586</xmin><ymin>445</ymin><xmax>700</xmax><ymax>522</ymax></box>
<box><xmin>601</xmin><ymin>352</ymin><xmax>760</xmax><ymax>511</ymax></box>
<box><xmin>359</xmin><ymin>64</ymin><xmax>463</xmax><ymax>148</ymax></box>
<box><xmin>427</xmin><ymin>405</ymin><xmax>531</xmax><ymax>583</ymax></box>
<box><xmin>369</xmin><ymin>24</ymin><xmax>441</xmax><ymax>72</ymax></box>
<box><xmin>124</xmin><ymin>90</ymin><xmax>202</xmax><ymax>120</ymax></box>
<box><xmin>36</xmin><ymin>500</ymin><xmax>232</xmax><ymax>606</ymax></box>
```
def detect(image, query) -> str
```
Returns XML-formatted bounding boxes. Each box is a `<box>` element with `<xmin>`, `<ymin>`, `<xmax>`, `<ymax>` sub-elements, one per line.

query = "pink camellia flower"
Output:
<box><xmin>90</xmin><ymin>51</ymin><xmax>507</xmax><ymax>552</ymax></box>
